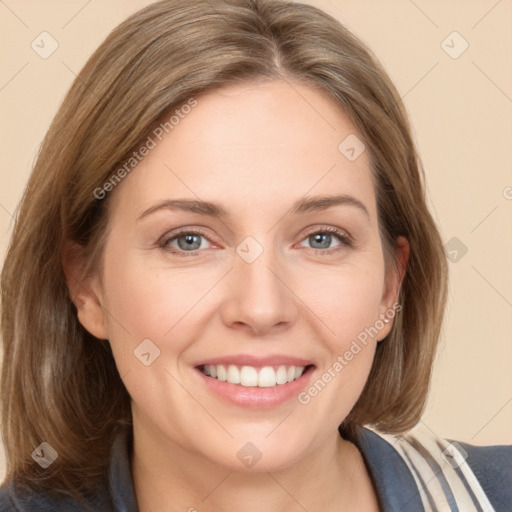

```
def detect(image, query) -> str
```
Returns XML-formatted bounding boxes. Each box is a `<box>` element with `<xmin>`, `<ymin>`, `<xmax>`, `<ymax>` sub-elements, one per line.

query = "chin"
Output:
<box><xmin>198</xmin><ymin>433</ymin><xmax>313</xmax><ymax>473</ymax></box>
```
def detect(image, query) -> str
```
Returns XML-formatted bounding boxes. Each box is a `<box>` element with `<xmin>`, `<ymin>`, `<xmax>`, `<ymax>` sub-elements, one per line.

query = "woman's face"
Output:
<box><xmin>76</xmin><ymin>80</ymin><xmax>406</xmax><ymax>471</ymax></box>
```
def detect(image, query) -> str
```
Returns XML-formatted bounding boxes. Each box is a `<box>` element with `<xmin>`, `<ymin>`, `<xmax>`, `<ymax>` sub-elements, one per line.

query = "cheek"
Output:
<box><xmin>99</xmin><ymin>255</ymin><xmax>203</xmax><ymax>423</ymax></box>
<box><xmin>292</xmin><ymin>260</ymin><xmax>385</xmax><ymax>416</ymax></box>
<box><xmin>101</xmin><ymin>260</ymin><xmax>191</xmax><ymax>349</ymax></box>
<box><xmin>99</xmin><ymin>247</ymin><xmax>229</xmax><ymax>377</ymax></box>
<box><xmin>299</xmin><ymin>260</ymin><xmax>385</xmax><ymax>344</ymax></box>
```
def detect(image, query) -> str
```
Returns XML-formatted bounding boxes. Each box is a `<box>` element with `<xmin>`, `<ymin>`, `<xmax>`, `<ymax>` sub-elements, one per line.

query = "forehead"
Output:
<box><xmin>110</xmin><ymin>79</ymin><xmax>376</xmax><ymax>222</ymax></box>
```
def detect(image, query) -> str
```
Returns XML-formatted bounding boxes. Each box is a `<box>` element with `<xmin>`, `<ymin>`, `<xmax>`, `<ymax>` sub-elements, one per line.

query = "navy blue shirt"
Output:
<box><xmin>0</xmin><ymin>424</ymin><xmax>510</xmax><ymax>511</ymax></box>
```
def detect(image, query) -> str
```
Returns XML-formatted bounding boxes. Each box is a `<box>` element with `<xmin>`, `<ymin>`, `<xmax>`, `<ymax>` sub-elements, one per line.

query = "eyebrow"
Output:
<box><xmin>136</xmin><ymin>194</ymin><xmax>370</xmax><ymax>221</ymax></box>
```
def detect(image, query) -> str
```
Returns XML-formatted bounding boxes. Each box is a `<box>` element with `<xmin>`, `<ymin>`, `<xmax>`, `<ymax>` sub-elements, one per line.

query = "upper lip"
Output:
<box><xmin>195</xmin><ymin>354</ymin><xmax>315</xmax><ymax>368</ymax></box>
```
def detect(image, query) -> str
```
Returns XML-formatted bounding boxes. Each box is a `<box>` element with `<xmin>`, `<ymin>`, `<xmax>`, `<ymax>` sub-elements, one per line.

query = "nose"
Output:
<box><xmin>220</xmin><ymin>244</ymin><xmax>298</xmax><ymax>336</ymax></box>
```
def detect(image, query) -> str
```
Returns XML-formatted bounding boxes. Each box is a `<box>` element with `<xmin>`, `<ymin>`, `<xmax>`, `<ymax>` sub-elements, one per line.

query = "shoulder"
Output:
<box><xmin>0</xmin><ymin>482</ymin><xmax>16</xmax><ymax>512</ymax></box>
<box><xmin>0</xmin><ymin>425</ymin><xmax>136</xmax><ymax>512</ymax></box>
<box><xmin>455</xmin><ymin>439</ymin><xmax>512</xmax><ymax>511</ymax></box>
<box><xmin>358</xmin><ymin>424</ymin><xmax>512</xmax><ymax>512</ymax></box>
<box><xmin>0</xmin><ymin>479</ymin><xmax>114</xmax><ymax>512</ymax></box>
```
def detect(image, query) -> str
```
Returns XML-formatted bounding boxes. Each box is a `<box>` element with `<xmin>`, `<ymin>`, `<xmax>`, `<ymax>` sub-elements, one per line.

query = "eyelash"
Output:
<box><xmin>158</xmin><ymin>226</ymin><xmax>354</xmax><ymax>257</ymax></box>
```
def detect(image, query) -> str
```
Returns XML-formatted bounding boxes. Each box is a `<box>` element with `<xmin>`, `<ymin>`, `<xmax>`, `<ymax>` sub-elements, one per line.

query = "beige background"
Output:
<box><xmin>0</xmin><ymin>0</ymin><xmax>511</xmax><ymax>479</ymax></box>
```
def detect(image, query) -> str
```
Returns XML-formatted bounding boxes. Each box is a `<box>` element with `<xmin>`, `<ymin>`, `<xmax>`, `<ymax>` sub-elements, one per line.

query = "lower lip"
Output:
<box><xmin>194</xmin><ymin>367</ymin><xmax>315</xmax><ymax>409</ymax></box>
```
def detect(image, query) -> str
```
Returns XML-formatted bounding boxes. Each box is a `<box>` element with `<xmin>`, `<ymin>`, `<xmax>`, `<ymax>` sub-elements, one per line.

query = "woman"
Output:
<box><xmin>0</xmin><ymin>0</ymin><xmax>510</xmax><ymax>511</ymax></box>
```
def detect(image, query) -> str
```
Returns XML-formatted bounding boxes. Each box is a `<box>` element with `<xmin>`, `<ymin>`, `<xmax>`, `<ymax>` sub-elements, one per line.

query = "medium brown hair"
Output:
<box><xmin>0</xmin><ymin>0</ymin><xmax>448</xmax><ymax>504</ymax></box>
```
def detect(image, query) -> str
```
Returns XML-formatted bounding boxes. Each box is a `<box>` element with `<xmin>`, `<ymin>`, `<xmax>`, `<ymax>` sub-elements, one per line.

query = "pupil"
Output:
<box><xmin>178</xmin><ymin>234</ymin><xmax>200</xmax><ymax>250</ymax></box>
<box><xmin>313</xmin><ymin>233</ymin><xmax>330</xmax><ymax>248</ymax></box>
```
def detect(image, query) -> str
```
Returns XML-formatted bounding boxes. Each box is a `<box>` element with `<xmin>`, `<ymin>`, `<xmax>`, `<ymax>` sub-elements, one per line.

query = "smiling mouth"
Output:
<box><xmin>198</xmin><ymin>364</ymin><xmax>314</xmax><ymax>388</ymax></box>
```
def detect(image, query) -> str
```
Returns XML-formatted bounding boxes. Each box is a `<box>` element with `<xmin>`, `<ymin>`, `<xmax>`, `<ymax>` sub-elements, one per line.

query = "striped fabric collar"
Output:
<box><xmin>355</xmin><ymin>423</ymin><xmax>499</xmax><ymax>512</ymax></box>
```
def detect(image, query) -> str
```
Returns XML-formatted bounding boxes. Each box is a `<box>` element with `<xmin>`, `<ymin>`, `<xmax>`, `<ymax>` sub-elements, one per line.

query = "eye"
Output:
<box><xmin>159</xmin><ymin>228</ymin><xmax>214</xmax><ymax>257</ymax></box>
<box><xmin>158</xmin><ymin>225</ymin><xmax>353</xmax><ymax>257</ymax></box>
<box><xmin>298</xmin><ymin>226</ymin><xmax>353</xmax><ymax>256</ymax></box>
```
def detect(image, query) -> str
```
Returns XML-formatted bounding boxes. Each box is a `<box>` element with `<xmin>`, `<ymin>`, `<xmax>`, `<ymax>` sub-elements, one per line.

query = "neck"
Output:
<box><xmin>130</xmin><ymin>421</ymin><xmax>378</xmax><ymax>512</ymax></box>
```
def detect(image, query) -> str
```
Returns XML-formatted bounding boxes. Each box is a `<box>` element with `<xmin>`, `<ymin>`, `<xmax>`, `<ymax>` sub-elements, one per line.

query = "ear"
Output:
<box><xmin>377</xmin><ymin>235</ymin><xmax>410</xmax><ymax>341</ymax></box>
<box><xmin>62</xmin><ymin>241</ymin><xmax>109</xmax><ymax>340</ymax></box>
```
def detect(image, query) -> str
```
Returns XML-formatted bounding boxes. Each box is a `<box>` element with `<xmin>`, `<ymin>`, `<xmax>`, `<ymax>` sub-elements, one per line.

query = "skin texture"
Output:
<box><xmin>68</xmin><ymin>79</ymin><xmax>409</xmax><ymax>511</ymax></box>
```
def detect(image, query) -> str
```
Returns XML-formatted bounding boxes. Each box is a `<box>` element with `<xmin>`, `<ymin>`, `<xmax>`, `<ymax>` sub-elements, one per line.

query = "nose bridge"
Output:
<box><xmin>236</xmin><ymin>234</ymin><xmax>285</xmax><ymax>303</ymax></box>
<box><xmin>221</xmin><ymin>233</ymin><xmax>297</xmax><ymax>332</ymax></box>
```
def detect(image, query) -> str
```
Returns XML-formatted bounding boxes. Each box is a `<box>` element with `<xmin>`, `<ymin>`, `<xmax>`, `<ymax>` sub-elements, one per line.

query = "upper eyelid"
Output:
<box><xmin>303</xmin><ymin>225</ymin><xmax>352</xmax><ymax>238</ymax></box>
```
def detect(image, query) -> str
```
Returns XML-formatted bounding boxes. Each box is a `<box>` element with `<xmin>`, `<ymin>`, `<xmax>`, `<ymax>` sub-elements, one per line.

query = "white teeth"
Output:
<box><xmin>276</xmin><ymin>366</ymin><xmax>288</xmax><ymax>385</ymax></box>
<box><xmin>201</xmin><ymin>364</ymin><xmax>307</xmax><ymax>387</ymax></box>
<box><xmin>227</xmin><ymin>365</ymin><xmax>240</xmax><ymax>384</ymax></box>
<box><xmin>258</xmin><ymin>366</ymin><xmax>276</xmax><ymax>387</ymax></box>
<box><xmin>217</xmin><ymin>365</ymin><xmax>227</xmax><ymax>382</ymax></box>
<box><xmin>240</xmin><ymin>366</ymin><xmax>258</xmax><ymax>386</ymax></box>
